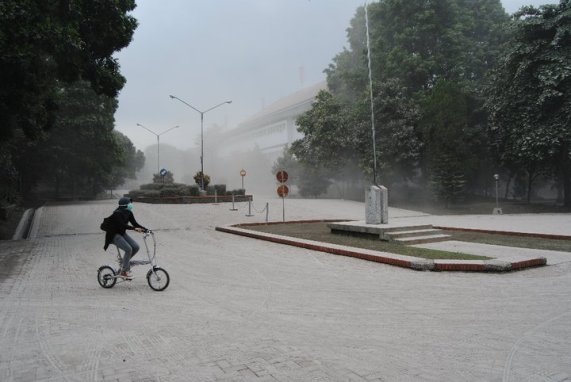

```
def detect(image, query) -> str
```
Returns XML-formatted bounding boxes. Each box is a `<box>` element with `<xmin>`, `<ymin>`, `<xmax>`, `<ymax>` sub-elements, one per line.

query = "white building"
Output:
<box><xmin>216</xmin><ymin>81</ymin><xmax>326</xmax><ymax>160</ymax></box>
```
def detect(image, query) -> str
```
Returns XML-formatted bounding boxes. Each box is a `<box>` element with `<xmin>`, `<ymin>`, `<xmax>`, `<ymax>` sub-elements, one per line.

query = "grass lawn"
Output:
<box><xmin>241</xmin><ymin>221</ymin><xmax>571</xmax><ymax>261</ymax></box>
<box><xmin>443</xmin><ymin>230</ymin><xmax>571</xmax><ymax>252</ymax></box>
<box><xmin>241</xmin><ymin>222</ymin><xmax>491</xmax><ymax>260</ymax></box>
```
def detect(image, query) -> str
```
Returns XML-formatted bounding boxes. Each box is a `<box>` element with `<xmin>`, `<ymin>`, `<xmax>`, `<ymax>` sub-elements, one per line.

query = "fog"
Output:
<box><xmin>116</xmin><ymin>0</ymin><xmax>553</xmax><ymax>192</ymax></box>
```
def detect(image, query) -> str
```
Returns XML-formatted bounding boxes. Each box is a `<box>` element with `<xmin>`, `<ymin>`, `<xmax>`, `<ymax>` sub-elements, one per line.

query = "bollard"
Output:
<box><xmin>246</xmin><ymin>199</ymin><xmax>254</xmax><ymax>217</ymax></box>
<box><xmin>230</xmin><ymin>193</ymin><xmax>237</xmax><ymax>211</ymax></box>
<box><xmin>265</xmin><ymin>202</ymin><xmax>269</xmax><ymax>222</ymax></box>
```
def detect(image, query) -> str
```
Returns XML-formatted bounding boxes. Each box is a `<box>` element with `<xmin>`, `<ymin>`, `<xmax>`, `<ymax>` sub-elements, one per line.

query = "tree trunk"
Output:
<box><xmin>563</xmin><ymin>170</ymin><xmax>571</xmax><ymax>208</ymax></box>
<box><xmin>526</xmin><ymin>170</ymin><xmax>533</xmax><ymax>204</ymax></box>
<box><xmin>504</xmin><ymin>172</ymin><xmax>514</xmax><ymax>200</ymax></box>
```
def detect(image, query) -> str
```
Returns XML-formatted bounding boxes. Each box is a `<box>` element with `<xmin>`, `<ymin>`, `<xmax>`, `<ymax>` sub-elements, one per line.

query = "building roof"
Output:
<box><xmin>234</xmin><ymin>81</ymin><xmax>326</xmax><ymax>133</ymax></box>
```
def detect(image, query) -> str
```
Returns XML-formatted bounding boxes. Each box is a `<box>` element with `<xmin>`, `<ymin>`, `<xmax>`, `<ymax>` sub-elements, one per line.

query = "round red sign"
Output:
<box><xmin>276</xmin><ymin>170</ymin><xmax>288</xmax><ymax>183</ymax></box>
<box><xmin>277</xmin><ymin>184</ymin><xmax>289</xmax><ymax>198</ymax></box>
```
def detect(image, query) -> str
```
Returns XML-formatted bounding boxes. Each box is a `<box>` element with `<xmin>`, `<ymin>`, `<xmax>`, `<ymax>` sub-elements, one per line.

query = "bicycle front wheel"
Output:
<box><xmin>97</xmin><ymin>265</ymin><xmax>117</xmax><ymax>288</ymax></box>
<box><xmin>147</xmin><ymin>267</ymin><xmax>170</xmax><ymax>291</ymax></box>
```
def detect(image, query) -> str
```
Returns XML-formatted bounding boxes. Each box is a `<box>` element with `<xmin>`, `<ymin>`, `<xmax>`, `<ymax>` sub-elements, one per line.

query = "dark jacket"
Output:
<box><xmin>103</xmin><ymin>207</ymin><xmax>147</xmax><ymax>250</ymax></box>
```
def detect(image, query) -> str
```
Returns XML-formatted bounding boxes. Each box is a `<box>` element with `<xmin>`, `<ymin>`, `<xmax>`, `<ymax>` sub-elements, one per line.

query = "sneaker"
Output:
<box><xmin>120</xmin><ymin>271</ymin><xmax>134</xmax><ymax>280</ymax></box>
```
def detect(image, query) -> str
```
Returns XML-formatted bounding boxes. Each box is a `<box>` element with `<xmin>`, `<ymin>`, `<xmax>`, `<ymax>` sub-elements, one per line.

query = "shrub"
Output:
<box><xmin>193</xmin><ymin>171</ymin><xmax>210</xmax><ymax>188</ymax></box>
<box><xmin>213</xmin><ymin>184</ymin><xmax>226</xmax><ymax>195</ymax></box>
<box><xmin>160</xmin><ymin>188</ymin><xmax>179</xmax><ymax>197</ymax></box>
<box><xmin>188</xmin><ymin>185</ymin><xmax>200</xmax><ymax>196</ymax></box>
<box><xmin>153</xmin><ymin>171</ymin><xmax>174</xmax><ymax>184</ymax></box>
<box><xmin>140</xmin><ymin>183</ymin><xmax>164</xmax><ymax>190</ymax></box>
<box><xmin>129</xmin><ymin>189</ymin><xmax>160</xmax><ymax>198</ymax></box>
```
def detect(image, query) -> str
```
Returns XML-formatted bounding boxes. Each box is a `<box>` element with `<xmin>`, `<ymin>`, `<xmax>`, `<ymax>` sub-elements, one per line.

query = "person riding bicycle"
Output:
<box><xmin>103</xmin><ymin>197</ymin><xmax>148</xmax><ymax>280</ymax></box>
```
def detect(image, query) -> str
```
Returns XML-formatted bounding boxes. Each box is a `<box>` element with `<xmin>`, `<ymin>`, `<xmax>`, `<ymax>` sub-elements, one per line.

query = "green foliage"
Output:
<box><xmin>486</xmin><ymin>1</ymin><xmax>571</xmax><ymax>205</ymax></box>
<box><xmin>430</xmin><ymin>153</ymin><xmax>467</xmax><ymax>206</ymax></box>
<box><xmin>15</xmin><ymin>81</ymin><xmax>143</xmax><ymax>199</ymax></box>
<box><xmin>189</xmin><ymin>185</ymin><xmax>200</xmax><ymax>196</ymax></box>
<box><xmin>153</xmin><ymin>170</ymin><xmax>174</xmax><ymax>184</ymax></box>
<box><xmin>297</xmin><ymin>166</ymin><xmax>332</xmax><ymax>198</ymax></box>
<box><xmin>272</xmin><ymin>146</ymin><xmax>301</xmax><ymax>186</ymax></box>
<box><xmin>295</xmin><ymin>0</ymin><xmax>508</xmax><ymax>199</ymax></box>
<box><xmin>419</xmin><ymin>80</ymin><xmax>487</xmax><ymax>196</ymax></box>
<box><xmin>0</xmin><ymin>0</ymin><xmax>137</xmax><ymax>141</ymax></box>
<box><xmin>213</xmin><ymin>184</ymin><xmax>226</xmax><ymax>195</ymax></box>
<box><xmin>193</xmin><ymin>171</ymin><xmax>210</xmax><ymax>188</ymax></box>
<box><xmin>0</xmin><ymin>0</ymin><xmax>137</xmax><ymax>204</ymax></box>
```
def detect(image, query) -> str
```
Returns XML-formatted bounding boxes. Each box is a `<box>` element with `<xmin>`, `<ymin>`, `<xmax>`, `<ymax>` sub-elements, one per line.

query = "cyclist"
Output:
<box><xmin>103</xmin><ymin>197</ymin><xmax>148</xmax><ymax>280</ymax></box>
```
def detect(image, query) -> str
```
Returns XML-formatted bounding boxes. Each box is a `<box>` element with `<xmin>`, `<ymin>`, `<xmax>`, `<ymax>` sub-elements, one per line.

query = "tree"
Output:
<box><xmin>297</xmin><ymin>0</ymin><xmax>508</xmax><ymax>196</ymax></box>
<box><xmin>272</xmin><ymin>146</ymin><xmax>301</xmax><ymax>187</ymax></box>
<box><xmin>291</xmin><ymin>90</ymin><xmax>358</xmax><ymax>169</ymax></box>
<box><xmin>17</xmin><ymin>81</ymin><xmax>142</xmax><ymax>199</ymax></box>
<box><xmin>486</xmin><ymin>1</ymin><xmax>571</xmax><ymax>206</ymax></box>
<box><xmin>193</xmin><ymin>171</ymin><xmax>210</xmax><ymax>189</ymax></box>
<box><xmin>107</xmin><ymin>131</ymin><xmax>146</xmax><ymax>190</ymax></box>
<box><xmin>0</xmin><ymin>0</ymin><xmax>137</xmax><ymax>203</ymax></box>
<box><xmin>0</xmin><ymin>0</ymin><xmax>137</xmax><ymax>140</ymax></box>
<box><xmin>419</xmin><ymin>80</ymin><xmax>492</xmax><ymax>202</ymax></box>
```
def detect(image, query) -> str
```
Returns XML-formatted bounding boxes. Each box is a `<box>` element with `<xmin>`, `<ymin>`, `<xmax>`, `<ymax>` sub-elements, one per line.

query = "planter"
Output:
<box><xmin>130</xmin><ymin>194</ymin><xmax>253</xmax><ymax>204</ymax></box>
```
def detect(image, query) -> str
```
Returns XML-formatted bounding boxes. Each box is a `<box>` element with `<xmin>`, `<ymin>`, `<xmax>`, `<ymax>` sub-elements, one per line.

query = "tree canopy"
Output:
<box><xmin>486</xmin><ymin>0</ymin><xmax>571</xmax><ymax>206</ymax></box>
<box><xmin>290</xmin><ymin>0</ymin><xmax>508</xmax><ymax>202</ymax></box>
<box><xmin>0</xmin><ymin>0</ymin><xmax>139</xmax><ymax>204</ymax></box>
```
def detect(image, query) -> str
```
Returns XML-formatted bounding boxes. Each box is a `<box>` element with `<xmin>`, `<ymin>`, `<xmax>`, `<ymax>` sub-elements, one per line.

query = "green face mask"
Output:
<box><xmin>127</xmin><ymin>203</ymin><xmax>133</xmax><ymax>211</ymax></box>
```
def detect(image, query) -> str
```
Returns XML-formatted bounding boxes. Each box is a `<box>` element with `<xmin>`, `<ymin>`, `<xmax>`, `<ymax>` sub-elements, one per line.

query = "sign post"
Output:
<box><xmin>240</xmin><ymin>169</ymin><xmax>246</xmax><ymax>190</ymax></box>
<box><xmin>160</xmin><ymin>168</ymin><xmax>168</xmax><ymax>184</ymax></box>
<box><xmin>276</xmin><ymin>170</ymin><xmax>289</xmax><ymax>222</ymax></box>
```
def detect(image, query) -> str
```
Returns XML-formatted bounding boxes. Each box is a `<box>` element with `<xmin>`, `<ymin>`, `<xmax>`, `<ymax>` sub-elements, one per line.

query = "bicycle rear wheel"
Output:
<box><xmin>97</xmin><ymin>266</ymin><xmax>117</xmax><ymax>288</ymax></box>
<box><xmin>147</xmin><ymin>267</ymin><xmax>170</xmax><ymax>291</ymax></box>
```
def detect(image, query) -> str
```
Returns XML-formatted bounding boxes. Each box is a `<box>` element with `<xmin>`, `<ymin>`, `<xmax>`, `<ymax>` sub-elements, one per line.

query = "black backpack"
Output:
<box><xmin>100</xmin><ymin>215</ymin><xmax>114</xmax><ymax>232</ymax></box>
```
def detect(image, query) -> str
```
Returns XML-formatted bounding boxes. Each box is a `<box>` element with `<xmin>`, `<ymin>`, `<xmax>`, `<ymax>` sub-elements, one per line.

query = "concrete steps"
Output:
<box><xmin>392</xmin><ymin>233</ymin><xmax>452</xmax><ymax>245</ymax></box>
<box><xmin>382</xmin><ymin>226</ymin><xmax>452</xmax><ymax>245</ymax></box>
<box><xmin>328</xmin><ymin>221</ymin><xmax>451</xmax><ymax>245</ymax></box>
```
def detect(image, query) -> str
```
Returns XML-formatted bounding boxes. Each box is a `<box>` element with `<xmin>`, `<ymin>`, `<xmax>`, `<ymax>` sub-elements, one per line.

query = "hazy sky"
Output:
<box><xmin>114</xmin><ymin>0</ymin><xmax>553</xmax><ymax>152</ymax></box>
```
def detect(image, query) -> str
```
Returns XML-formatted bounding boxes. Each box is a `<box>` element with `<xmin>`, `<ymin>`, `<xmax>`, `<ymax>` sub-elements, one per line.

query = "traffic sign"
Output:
<box><xmin>159</xmin><ymin>168</ymin><xmax>168</xmax><ymax>177</ymax></box>
<box><xmin>240</xmin><ymin>169</ymin><xmax>246</xmax><ymax>177</ymax></box>
<box><xmin>277</xmin><ymin>184</ymin><xmax>289</xmax><ymax>198</ymax></box>
<box><xmin>276</xmin><ymin>170</ymin><xmax>288</xmax><ymax>183</ymax></box>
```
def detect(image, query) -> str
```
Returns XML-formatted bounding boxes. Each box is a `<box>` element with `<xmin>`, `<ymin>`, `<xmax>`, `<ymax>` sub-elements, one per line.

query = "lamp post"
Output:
<box><xmin>169</xmin><ymin>95</ymin><xmax>232</xmax><ymax>190</ymax></box>
<box><xmin>137</xmin><ymin>123</ymin><xmax>179</xmax><ymax>176</ymax></box>
<box><xmin>493</xmin><ymin>173</ymin><xmax>502</xmax><ymax>215</ymax></box>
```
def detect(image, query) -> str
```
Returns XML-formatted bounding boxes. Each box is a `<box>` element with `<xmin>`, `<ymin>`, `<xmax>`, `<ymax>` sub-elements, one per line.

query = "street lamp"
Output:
<box><xmin>169</xmin><ymin>95</ymin><xmax>232</xmax><ymax>190</ymax></box>
<box><xmin>136</xmin><ymin>123</ymin><xmax>179</xmax><ymax>176</ymax></box>
<box><xmin>493</xmin><ymin>173</ymin><xmax>502</xmax><ymax>215</ymax></box>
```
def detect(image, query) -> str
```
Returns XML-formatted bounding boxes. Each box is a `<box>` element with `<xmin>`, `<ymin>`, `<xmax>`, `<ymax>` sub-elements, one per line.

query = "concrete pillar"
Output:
<box><xmin>366</xmin><ymin>185</ymin><xmax>388</xmax><ymax>224</ymax></box>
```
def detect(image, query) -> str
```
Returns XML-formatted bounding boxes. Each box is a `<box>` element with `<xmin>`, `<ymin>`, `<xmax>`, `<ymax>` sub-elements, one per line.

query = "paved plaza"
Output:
<box><xmin>1</xmin><ymin>197</ymin><xmax>570</xmax><ymax>381</ymax></box>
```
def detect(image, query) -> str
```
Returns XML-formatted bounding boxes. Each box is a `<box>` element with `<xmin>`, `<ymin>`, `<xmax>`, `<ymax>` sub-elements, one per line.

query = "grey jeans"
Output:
<box><xmin>113</xmin><ymin>232</ymin><xmax>140</xmax><ymax>271</ymax></box>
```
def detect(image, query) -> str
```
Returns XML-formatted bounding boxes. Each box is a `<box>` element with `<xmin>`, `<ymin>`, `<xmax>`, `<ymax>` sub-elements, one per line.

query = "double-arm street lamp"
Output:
<box><xmin>169</xmin><ymin>95</ymin><xmax>232</xmax><ymax>190</ymax></box>
<box><xmin>137</xmin><ymin>123</ymin><xmax>179</xmax><ymax>175</ymax></box>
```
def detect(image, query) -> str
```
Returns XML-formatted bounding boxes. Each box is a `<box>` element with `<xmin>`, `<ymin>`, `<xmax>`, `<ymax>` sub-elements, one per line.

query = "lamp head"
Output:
<box><xmin>169</xmin><ymin>95</ymin><xmax>175</xmax><ymax>99</ymax></box>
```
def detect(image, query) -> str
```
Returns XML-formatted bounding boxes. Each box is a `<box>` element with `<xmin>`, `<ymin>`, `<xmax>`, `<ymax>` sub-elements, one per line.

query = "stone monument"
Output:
<box><xmin>366</xmin><ymin>185</ymin><xmax>388</xmax><ymax>224</ymax></box>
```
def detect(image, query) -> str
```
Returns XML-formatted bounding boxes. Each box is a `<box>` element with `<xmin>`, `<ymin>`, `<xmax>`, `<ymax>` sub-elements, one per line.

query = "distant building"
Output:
<box><xmin>210</xmin><ymin>81</ymin><xmax>326</xmax><ymax>192</ymax></box>
<box><xmin>216</xmin><ymin>81</ymin><xmax>326</xmax><ymax>159</ymax></box>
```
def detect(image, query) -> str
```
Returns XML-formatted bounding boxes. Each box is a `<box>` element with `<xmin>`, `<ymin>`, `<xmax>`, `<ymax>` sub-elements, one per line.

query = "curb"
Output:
<box><xmin>215</xmin><ymin>223</ymin><xmax>547</xmax><ymax>273</ymax></box>
<box><xmin>435</xmin><ymin>226</ymin><xmax>571</xmax><ymax>241</ymax></box>
<box><xmin>12</xmin><ymin>208</ymin><xmax>35</xmax><ymax>240</ymax></box>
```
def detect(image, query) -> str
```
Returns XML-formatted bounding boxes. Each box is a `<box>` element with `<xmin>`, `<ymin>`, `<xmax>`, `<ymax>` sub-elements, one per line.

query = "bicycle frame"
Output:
<box><xmin>114</xmin><ymin>231</ymin><xmax>159</xmax><ymax>273</ymax></box>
